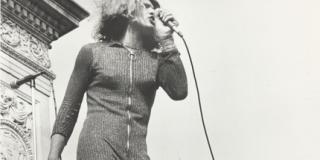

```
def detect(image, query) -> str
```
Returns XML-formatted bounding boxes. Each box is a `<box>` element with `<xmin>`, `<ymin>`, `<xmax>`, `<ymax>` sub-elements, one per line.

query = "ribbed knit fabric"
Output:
<box><xmin>52</xmin><ymin>38</ymin><xmax>188</xmax><ymax>160</ymax></box>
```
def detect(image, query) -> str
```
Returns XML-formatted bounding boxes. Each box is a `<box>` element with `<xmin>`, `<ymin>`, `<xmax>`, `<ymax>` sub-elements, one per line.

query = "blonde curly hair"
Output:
<box><xmin>93</xmin><ymin>0</ymin><xmax>160</xmax><ymax>41</ymax></box>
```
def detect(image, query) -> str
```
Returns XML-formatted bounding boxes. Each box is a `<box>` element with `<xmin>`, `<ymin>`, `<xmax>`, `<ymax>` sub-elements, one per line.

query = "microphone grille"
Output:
<box><xmin>10</xmin><ymin>80</ymin><xmax>19</xmax><ymax>89</ymax></box>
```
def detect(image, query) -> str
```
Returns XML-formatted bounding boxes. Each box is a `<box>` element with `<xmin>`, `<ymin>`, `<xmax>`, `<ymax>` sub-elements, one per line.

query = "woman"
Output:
<box><xmin>48</xmin><ymin>0</ymin><xmax>187</xmax><ymax>159</ymax></box>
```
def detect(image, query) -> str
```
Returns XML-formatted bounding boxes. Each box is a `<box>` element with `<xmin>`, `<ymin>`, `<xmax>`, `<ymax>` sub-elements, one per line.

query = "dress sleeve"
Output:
<box><xmin>51</xmin><ymin>44</ymin><xmax>93</xmax><ymax>143</ymax></box>
<box><xmin>156</xmin><ymin>37</ymin><xmax>188</xmax><ymax>100</ymax></box>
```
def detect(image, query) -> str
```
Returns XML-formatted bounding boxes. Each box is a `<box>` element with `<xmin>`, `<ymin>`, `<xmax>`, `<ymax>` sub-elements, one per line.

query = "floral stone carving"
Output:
<box><xmin>0</xmin><ymin>16</ymin><xmax>51</xmax><ymax>68</ymax></box>
<box><xmin>0</xmin><ymin>84</ymin><xmax>33</xmax><ymax>160</ymax></box>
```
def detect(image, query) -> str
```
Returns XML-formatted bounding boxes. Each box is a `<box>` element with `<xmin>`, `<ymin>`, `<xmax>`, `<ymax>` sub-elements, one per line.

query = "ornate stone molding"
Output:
<box><xmin>0</xmin><ymin>16</ymin><xmax>51</xmax><ymax>69</ymax></box>
<box><xmin>1</xmin><ymin>0</ymin><xmax>59</xmax><ymax>43</ymax></box>
<box><xmin>0</xmin><ymin>83</ymin><xmax>33</xmax><ymax>160</ymax></box>
<box><xmin>1</xmin><ymin>0</ymin><xmax>88</xmax><ymax>79</ymax></box>
<box><xmin>0</xmin><ymin>83</ymin><xmax>32</xmax><ymax>134</ymax></box>
<box><xmin>0</xmin><ymin>119</ymin><xmax>33</xmax><ymax>160</ymax></box>
<box><xmin>1</xmin><ymin>41</ymin><xmax>56</xmax><ymax>80</ymax></box>
<box><xmin>0</xmin><ymin>0</ymin><xmax>89</xmax><ymax>159</ymax></box>
<box><xmin>1</xmin><ymin>0</ymin><xmax>89</xmax><ymax>43</ymax></box>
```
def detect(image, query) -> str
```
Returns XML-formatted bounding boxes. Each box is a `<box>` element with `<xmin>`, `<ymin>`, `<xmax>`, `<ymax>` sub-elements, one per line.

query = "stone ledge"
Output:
<box><xmin>1</xmin><ymin>42</ymin><xmax>56</xmax><ymax>80</ymax></box>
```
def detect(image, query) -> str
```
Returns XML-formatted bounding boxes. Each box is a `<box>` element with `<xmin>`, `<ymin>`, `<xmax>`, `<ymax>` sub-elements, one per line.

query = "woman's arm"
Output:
<box><xmin>48</xmin><ymin>44</ymin><xmax>93</xmax><ymax>159</ymax></box>
<box><xmin>157</xmin><ymin>37</ymin><xmax>188</xmax><ymax>100</ymax></box>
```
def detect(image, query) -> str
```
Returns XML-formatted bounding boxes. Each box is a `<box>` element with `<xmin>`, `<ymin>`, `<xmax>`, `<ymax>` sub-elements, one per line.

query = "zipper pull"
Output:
<box><xmin>127</xmin><ymin>49</ymin><xmax>136</xmax><ymax>60</ymax></box>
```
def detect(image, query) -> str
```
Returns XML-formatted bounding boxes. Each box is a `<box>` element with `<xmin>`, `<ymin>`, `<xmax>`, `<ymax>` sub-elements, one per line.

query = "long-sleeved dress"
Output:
<box><xmin>51</xmin><ymin>38</ymin><xmax>188</xmax><ymax>160</ymax></box>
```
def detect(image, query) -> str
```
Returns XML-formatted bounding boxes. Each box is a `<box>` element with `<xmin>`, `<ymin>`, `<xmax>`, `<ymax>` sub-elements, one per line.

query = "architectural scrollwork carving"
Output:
<box><xmin>0</xmin><ymin>18</ymin><xmax>20</xmax><ymax>47</ymax></box>
<box><xmin>0</xmin><ymin>84</ymin><xmax>33</xmax><ymax>160</ymax></box>
<box><xmin>0</xmin><ymin>88</ymin><xmax>15</xmax><ymax>115</ymax></box>
<box><xmin>0</xmin><ymin>119</ymin><xmax>32</xmax><ymax>160</ymax></box>
<box><xmin>0</xmin><ymin>16</ymin><xmax>51</xmax><ymax>68</ymax></box>
<box><xmin>0</xmin><ymin>84</ymin><xmax>32</xmax><ymax>132</ymax></box>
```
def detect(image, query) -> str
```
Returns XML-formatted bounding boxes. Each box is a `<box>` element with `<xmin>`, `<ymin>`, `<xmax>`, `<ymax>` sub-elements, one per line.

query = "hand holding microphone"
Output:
<box><xmin>154</xmin><ymin>8</ymin><xmax>183</xmax><ymax>39</ymax></box>
<box><xmin>158</xmin><ymin>9</ymin><xmax>183</xmax><ymax>37</ymax></box>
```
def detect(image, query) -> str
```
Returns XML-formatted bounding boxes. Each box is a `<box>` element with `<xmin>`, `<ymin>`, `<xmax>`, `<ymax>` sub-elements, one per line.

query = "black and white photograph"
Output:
<box><xmin>0</xmin><ymin>0</ymin><xmax>320</xmax><ymax>160</ymax></box>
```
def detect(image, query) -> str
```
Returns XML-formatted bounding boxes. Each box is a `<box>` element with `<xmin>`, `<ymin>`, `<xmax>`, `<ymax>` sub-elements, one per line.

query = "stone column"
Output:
<box><xmin>0</xmin><ymin>0</ymin><xmax>89</xmax><ymax>159</ymax></box>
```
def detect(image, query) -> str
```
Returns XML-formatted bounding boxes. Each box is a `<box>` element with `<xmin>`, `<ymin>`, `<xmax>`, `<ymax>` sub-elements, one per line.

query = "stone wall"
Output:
<box><xmin>0</xmin><ymin>0</ymin><xmax>88</xmax><ymax>159</ymax></box>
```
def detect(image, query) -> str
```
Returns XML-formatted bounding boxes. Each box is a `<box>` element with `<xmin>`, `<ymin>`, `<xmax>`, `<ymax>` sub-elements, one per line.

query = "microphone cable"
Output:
<box><xmin>177</xmin><ymin>33</ymin><xmax>215</xmax><ymax>160</ymax></box>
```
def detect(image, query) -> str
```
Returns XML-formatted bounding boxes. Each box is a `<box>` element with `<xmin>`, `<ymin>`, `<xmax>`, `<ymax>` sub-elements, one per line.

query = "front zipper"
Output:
<box><xmin>125</xmin><ymin>47</ymin><xmax>135</xmax><ymax>154</ymax></box>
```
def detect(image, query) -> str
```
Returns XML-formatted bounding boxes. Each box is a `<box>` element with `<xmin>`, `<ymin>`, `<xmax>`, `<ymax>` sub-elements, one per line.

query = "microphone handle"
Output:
<box><xmin>167</xmin><ymin>21</ymin><xmax>183</xmax><ymax>37</ymax></box>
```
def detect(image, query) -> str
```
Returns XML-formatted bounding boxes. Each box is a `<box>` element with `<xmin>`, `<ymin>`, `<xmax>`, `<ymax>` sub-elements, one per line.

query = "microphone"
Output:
<box><xmin>159</xmin><ymin>16</ymin><xmax>183</xmax><ymax>37</ymax></box>
<box><xmin>10</xmin><ymin>71</ymin><xmax>45</xmax><ymax>89</ymax></box>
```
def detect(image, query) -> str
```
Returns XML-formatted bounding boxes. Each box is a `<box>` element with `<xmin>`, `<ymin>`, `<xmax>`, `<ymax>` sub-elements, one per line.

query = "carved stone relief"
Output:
<box><xmin>0</xmin><ymin>16</ymin><xmax>51</xmax><ymax>68</ymax></box>
<box><xmin>0</xmin><ymin>84</ymin><xmax>33</xmax><ymax>160</ymax></box>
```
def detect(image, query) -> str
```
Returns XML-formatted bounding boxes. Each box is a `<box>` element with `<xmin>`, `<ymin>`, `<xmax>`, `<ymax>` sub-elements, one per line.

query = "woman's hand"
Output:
<box><xmin>153</xmin><ymin>8</ymin><xmax>179</xmax><ymax>41</ymax></box>
<box><xmin>48</xmin><ymin>154</ymin><xmax>61</xmax><ymax>160</ymax></box>
<box><xmin>48</xmin><ymin>134</ymin><xmax>66</xmax><ymax>160</ymax></box>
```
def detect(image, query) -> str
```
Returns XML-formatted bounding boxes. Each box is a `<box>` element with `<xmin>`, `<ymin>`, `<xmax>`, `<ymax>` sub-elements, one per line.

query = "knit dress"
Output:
<box><xmin>51</xmin><ymin>38</ymin><xmax>188</xmax><ymax>160</ymax></box>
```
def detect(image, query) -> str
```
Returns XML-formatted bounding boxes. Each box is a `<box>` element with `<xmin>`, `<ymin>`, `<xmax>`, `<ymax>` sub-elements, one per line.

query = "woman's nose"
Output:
<box><xmin>148</xmin><ymin>8</ymin><xmax>155</xmax><ymax>15</ymax></box>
